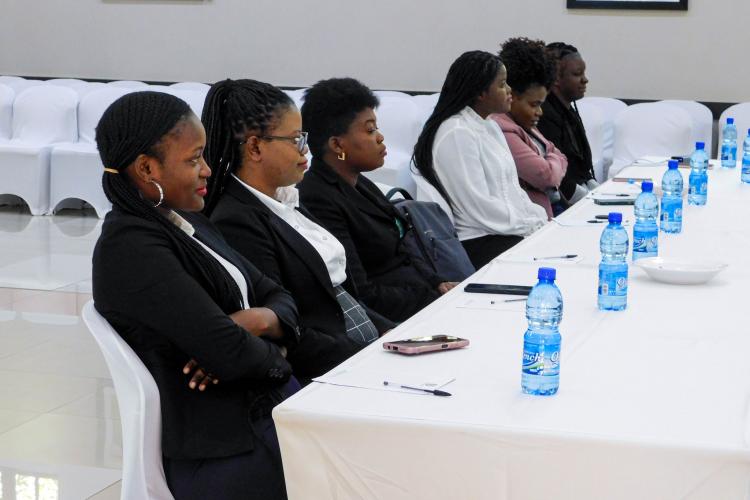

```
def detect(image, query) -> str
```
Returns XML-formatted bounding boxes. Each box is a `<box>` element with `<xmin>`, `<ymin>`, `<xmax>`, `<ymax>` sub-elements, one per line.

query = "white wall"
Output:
<box><xmin>1</xmin><ymin>0</ymin><xmax>747</xmax><ymax>102</ymax></box>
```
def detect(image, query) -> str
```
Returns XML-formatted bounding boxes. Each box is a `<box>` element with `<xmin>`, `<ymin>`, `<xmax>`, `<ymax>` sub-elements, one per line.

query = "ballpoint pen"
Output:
<box><xmin>383</xmin><ymin>381</ymin><xmax>452</xmax><ymax>396</ymax></box>
<box><xmin>533</xmin><ymin>254</ymin><xmax>578</xmax><ymax>260</ymax></box>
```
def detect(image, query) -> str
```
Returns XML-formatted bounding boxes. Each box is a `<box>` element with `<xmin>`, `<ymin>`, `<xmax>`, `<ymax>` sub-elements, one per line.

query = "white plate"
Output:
<box><xmin>634</xmin><ymin>257</ymin><xmax>728</xmax><ymax>285</ymax></box>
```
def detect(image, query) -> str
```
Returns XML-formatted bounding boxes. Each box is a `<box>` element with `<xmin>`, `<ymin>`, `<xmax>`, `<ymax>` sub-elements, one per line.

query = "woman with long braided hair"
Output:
<box><xmin>202</xmin><ymin>79</ymin><xmax>394</xmax><ymax>384</ymax></box>
<box><xmin>92</xmin><ymin>91</ymin><xmax>299</xmax><ymax>500</ymax></box>
<box><xmin>412</xmin><ymin>51</ymin><xmax>547</xmax><ymax>269</ymax></box>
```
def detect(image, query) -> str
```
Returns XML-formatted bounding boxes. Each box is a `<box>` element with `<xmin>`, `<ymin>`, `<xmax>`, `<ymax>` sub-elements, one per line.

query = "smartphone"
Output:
<box><xmin>383</xmin><ymin>335</ymin><xmax>470</xmax><ymax>355</ymax></box>
<box><xmin>464</xmin><ymin>283</ymin><xmax>532</xmax><ymax>295</ymax></box>
<box><xmin>593</xmin><ymin>198</ymin><xmax>636</xmax><ymax>206</ymax></box>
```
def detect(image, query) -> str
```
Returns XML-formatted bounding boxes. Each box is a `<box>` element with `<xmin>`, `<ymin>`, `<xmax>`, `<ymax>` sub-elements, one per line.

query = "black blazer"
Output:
<box><xmin>297</xmin><ymin>158</ymin><xmax>439</xmax><ymax>322</ymax></box>
<box><xmin>210</xmin><ymin>177</ymin><xmax>395</xmax><ymax>382</ymax></box>
<box><xmin>538</xmin><ymin>92</ymin><xmax>596</xmax><ymax>199</ymax></box>
<box><xmin>92</xmin><ymin>207</ymin><xmax>299</xmax><ymax>460</ymax></box>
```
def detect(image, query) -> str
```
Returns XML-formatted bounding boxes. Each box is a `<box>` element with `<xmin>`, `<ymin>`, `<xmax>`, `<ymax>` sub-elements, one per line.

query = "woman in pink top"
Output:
<box><xmin>491</xmin><ymin>38</ymin><xmax>567</xmax><ymax>219</ymax></box>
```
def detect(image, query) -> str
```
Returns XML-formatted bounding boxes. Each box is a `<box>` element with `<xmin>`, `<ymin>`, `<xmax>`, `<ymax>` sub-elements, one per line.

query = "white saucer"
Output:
<box><xmin>634</xmin><ymin>257</ymin><xmax>728</xmax><ymax>285</ymax></box>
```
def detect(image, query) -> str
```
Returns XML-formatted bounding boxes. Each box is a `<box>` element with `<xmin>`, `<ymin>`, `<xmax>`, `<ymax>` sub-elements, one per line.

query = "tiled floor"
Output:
<box><xmin>0</xmin><ymin>207</ymin><xmax>122</xmax><ymax>499</ymax></box>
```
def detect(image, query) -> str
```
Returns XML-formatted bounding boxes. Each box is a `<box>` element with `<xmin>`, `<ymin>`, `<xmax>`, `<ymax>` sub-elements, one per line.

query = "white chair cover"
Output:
<box><xmin>107</xmin><ymin>80</ymin><xmax>148</xmax><ymax>89</ymax></box>
<box><xmin>374</xmin><ymin>90</ymin><xmax>413</xmax><ymax>101</ymax></box>
<box><xmin>82</xmin><ymin>302</ymin><xmax>175</xmax><ymax>500</ymax></box>
<box><xmin>609</xmin><ymin>102</ymin><xmax>694</xmax><ymax>178</ymax></box>
<box><xmin>162</xmin><ymin>88</ymin><xmax>208</xmax><ymax>118</ymax></box>
<box><xmin>0</xmin><ymin>85</ymin><xmax>78</xmax><ymax>214</ymax></box>
<box><xmin>576</xmin><ymin>96</ymin><xmax>627</xmax><ymax>179</ymax></box>
<box><xmin>573</xmin><ymin>101</ymin><xmax>607</xmax><ymax>182</ymax></box>
<box><xmin>412</xmin><ymin>171</ymin><xmax>455</xmax><ymax>225</ymax></box>
<box><xmin>660</xmin><ymin>100</ymin><xmax>713</xmax><ymax>155</ymax></box>
<box><xmin>0</xmin><ymin>78</ymin><xmax>45</xmax><ymax>94</ymax></box>
<box><xmin>362</xmin><ymin>96</ymin><xmax>421</xmax><ymax>195</ymax></box>
<box><xmin>0</xmin><ymin>84</ymin><xmax>14</xmax><ymax>140</ymax></box>
<box><xmin>46</xmin><ymin>78</ymin><xmax>106</xmax><ymax>98</ymax></box>
<box><xmin>283</xmin><ymin>88</ymin><xmax>306</xmax><ymax>110</ymax></box>
<box><xmin>170</xmin><ymin>81</ymin><xmax>210</xmax><ymax>93</ymax></box>
<box><xmin>719</xmin><ymin>102</ymin><xmax>750</xmax><ymax>159</ymax></box>
<box><xmin>413</xmin><ymin>92</ymin><xmax>440</xmax><ymax>126</ymax></box>
<box><xmin>49</xmin><ymin>87</ymin><xmax>132</xmax><ymax>217</ymax></box>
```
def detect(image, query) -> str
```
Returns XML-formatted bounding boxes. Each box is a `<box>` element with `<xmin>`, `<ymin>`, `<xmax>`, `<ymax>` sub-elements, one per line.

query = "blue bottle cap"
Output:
<box><xmin>668</xmin><ymin>160</ymin><xmax>679</xmax><ymax>169</ymax></box>
<box><xmin>537</xmin><ymin>267</ymin><xmax>556</xmax><ymax>281</ymax></box>
<box><xmin>608</xmin><ymin>212</ymin><xmax>622</xmax><ymax>224</ymax></box>
<box><xmin>641</xmin><ymin>181</ymin><xmax>653</xmax><ymax>192</ymax></box>
<box><xmin>727</xmin><ymin>117</ymin><xmax>734</xmax><ymax>125</ymax></box>
<box><xmin>696</xmin><ymin>142</ymin><xmax>705</xmax><ymax>150</ymax></box>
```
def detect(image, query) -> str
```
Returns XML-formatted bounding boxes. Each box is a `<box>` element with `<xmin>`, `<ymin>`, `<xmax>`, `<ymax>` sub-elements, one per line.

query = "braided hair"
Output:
<box><xmin>201</xmin><ymin>79</ymin><xmax>293</xmax><ymax>215</ymax></box>
<box><xmin>546</xmin><ymin>42</ymin><xmax>580</xmax><ymax>65</ymax></box>
<box><xmin>412</xmin><ymin>50</ymin><xmax>502</xmax><ymax>206</ymax></box>
<box><xmin>301</xmin><ymin>77</ymin><xmax>379</xmax><ymax>160</ymax></box>
<box><xmin>96</xmin><ymin>91</ymin><xmax>244</xmax><ymax>311</ymax></box>
<box><xmin>500</xmin><ymin>37</ymin><xmax>557</xmax><ymax>95</ymax></box>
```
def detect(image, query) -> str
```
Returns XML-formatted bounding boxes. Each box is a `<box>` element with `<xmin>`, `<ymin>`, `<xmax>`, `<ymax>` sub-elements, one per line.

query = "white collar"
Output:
<box><xmin>165</xmin><ymin>210</ymin><xmax>195</xmax><ymax>236</ymax></box>
<box><xmin>232</xmin><ymin>174</ymin><xmax>300</xmax><ymax>211</ymax></box>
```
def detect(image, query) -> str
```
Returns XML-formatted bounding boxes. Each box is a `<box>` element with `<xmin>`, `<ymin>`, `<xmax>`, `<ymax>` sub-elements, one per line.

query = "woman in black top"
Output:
<box><xmin>92</xmin><ymin>91</ymin><xmax>299</xmax><ymax>500</ymax></box>
<box><xmin>201</xmin><ymin>79</ymin><xmax>395</xmax><ymax>383</ymax></box>
<box><xmin>298</xmin><ymin>78</ymin><xmax>456</xmax><ymax>322</ymax></box>
<box><xmin>537</xmin><ymin>42</ymin><xmax>599</xmax><ymax>210</ymax></box>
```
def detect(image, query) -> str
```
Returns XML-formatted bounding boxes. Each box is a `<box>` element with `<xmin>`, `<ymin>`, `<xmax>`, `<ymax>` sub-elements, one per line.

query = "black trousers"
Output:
<box><xmin>461</xmin><ymin>234</ymin><xmax>523</xmax><ymax>269</ymax></box>
<box><xmin>163</xmin><ymin>378</ymin><xmax>300</xmax><ymax>500</ymax></box>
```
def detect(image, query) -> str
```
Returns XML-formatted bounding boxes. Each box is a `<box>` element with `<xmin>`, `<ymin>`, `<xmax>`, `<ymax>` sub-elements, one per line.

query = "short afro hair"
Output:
<box><xmin>301</xmin><ymin>77</ymin><xmax>379</xmax><ymax>159</ymax></box>
<box><xmin>499</xmin><ymin>37</ymin><xmax>557</xmax><ymax>95</ymax></box>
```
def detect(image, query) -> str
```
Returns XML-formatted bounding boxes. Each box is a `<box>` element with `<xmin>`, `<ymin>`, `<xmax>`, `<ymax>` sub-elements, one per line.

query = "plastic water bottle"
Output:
<box><xmin>688</xmin><ymin>142</ymin><xmax>708</xmax><ymax>205</ymax></box>
<box><xmin>521</xmin><ymin>267</ymin><xmax>562</xmax><ymax>396</ymax></box>
<box><xmin>632</xmin><ymin>181</ymin><xmax>658</xmax><ymax>261</ymax></box>
<box><xmin>721</xmin><ymin>118</ymin><xmax>738</xmax><ymax>168</ymax></box>
<box><xmin>660</xmin><ymin>160</ymin><xmax>684</xmax><ymax>233</ymax></box>
<box><xmin>742</xmin><ymin>129</ymin><xmax>750</xmax><ymax>184</ymax></box>
<box><xmin>598</xmin><ymin>212</ymin><xmax>628</xmax><ymax>311</ymax></box>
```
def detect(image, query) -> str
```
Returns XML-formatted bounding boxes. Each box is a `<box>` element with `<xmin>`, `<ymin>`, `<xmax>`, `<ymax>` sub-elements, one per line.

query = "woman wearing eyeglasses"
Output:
<box><xmin>202</xmin><ymin>79</ymin><xmax>394</xmax><ymax>383</ymax></box>
<box><xmin>298</xmin><ymin>77</ymin><xmax>456</xmax><ymax>323</ymax></box>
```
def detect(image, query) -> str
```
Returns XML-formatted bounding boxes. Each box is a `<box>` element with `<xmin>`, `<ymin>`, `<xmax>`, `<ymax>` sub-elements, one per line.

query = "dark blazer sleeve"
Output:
<box><xmin>303</xmin><ymin>192</ymin><xmax>435</xmax><ymax>320</ymax></box>
<box><xmin>538</xmin><ymin>104</ymin><xmax>577</xmax><ymax>200</ymax></box>
<box><xmin>93</xmin><ymin>217</ymin><xmax>291</xmax><ymax>384</ymax></box>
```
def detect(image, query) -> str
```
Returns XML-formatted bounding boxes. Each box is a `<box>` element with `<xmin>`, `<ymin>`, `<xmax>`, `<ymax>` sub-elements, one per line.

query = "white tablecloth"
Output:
<box><xmin>273</xmin><ymin>164</ymin><xmax>750</xmax><ymax>500</ymax></box>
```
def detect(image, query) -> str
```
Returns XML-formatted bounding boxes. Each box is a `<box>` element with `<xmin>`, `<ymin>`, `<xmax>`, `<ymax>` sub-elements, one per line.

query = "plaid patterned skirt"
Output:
<box><xmin>333</xmin><ymin>285</ymin><xmax>378</xmax><ymax>346</ymax></box>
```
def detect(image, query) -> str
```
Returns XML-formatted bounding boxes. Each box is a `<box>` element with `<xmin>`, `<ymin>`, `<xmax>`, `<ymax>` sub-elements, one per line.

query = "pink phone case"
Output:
<box><xmin>382</xmin><ymin>337</ymin><xmax>469</xmax><ymax>355</ymax></box>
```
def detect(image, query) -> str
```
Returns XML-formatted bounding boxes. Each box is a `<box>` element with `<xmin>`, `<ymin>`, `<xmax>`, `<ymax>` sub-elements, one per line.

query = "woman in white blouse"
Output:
<box><xmin>413</xmin><ymin>51</ymin><xmax>547</xmax><ymax>268</ymax></box>
<box><xmin>202</xmin><ymin>79</ymin><xmax>394</xmax><ymax>383</ymax></box>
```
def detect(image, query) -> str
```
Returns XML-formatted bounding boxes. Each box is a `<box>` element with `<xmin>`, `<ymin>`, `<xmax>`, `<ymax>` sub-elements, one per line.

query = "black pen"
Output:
<box><xmin>587</xmin><ymin>219</ymin><xmax>606</xmax><ymax>223</ymax></box>
<box><xmin>533</xmin><ymin>254</ymin><xmax>578</xmax><ymax>260</ymax></box>
<box><xmin>383</xmin><ymin>381</ymin><xmax>452</xmax><ymax>397</ymax></box>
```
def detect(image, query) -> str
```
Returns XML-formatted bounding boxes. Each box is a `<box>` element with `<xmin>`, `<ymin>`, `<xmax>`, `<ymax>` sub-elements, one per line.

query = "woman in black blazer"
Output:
<box><xmin>91</xmin><ymin>91</ymin><xmax>299</xmax><ymax>500</ymax></box>
<box><xmin>200</xmin><ymin>79</ymin><xmax>394</xmax><ymax>383</ymax></box>
<box><xmin>298</xmin><ymin>78</ymin><xmax>456</xmax><ymax>322</ymax></box>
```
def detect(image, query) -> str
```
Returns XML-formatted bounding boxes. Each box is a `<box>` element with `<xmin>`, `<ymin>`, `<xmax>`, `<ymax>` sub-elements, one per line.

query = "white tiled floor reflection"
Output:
<box><xmin>0</xmin><ymin>208</ymin><xmax>122</xmax><ymax>498</ymax></box>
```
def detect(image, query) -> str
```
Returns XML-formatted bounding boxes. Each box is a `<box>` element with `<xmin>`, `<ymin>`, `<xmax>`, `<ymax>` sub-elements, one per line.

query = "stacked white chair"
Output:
<box><xmin>574</xmin><ymin>102</ymin><xmax>607</xmax><ymax>182</ymax></box>
<box><xmin>0</xmin><ymin>85</ymin><xmax>78</xmax><ymax>214</ymax></box>
<box><xmin>47</xmin><ymin>78</ymin><xmax>106</xmax><ymax>99</ymax></box>
<box><xmin>169</xmin><ymin>81</ymin><xmax>210</xmax><ymax>93</ymax></box>
<box><xmin>50</xmin><ymin>87</ymin><xmax>133</xmax><ymax>217</ymax></box>
<box><xmin>284</xmin><ymin>88</ymin><xmax>306</xmax><ymax>110</ymax></box>
<box><xmin>609</xmin><ymin>102</ymin><xmax>694</xmax><ymax>178</ymax></box>
<box><xmin>660</xmin><ymin>99</ymin><xmax>713</xmax><ymax>154</ymax></box>
<box><xmin>412</xmin><ymin>171</ymin><xmax>455</xmax><ymax>225</ymax></box>
<box><xmin>107</xmin><ymin>80</ymin><xmax>148</xmax><ymax>89</ymax></box>
<box><xmin>576</xmin><ymin>96</ymin><xmax>627</xmax><ymax>180</ymax></box>
<box><xmin>0</xmin><ymin>77</ymin><xmax>45</xmax><ymax>95</ymax></box>
<box><xmin>82</xmin><ymin>302</ymin><xmax>175</xmax><ymax>500</ymax></box>
<box><xmin>413</xmin><ymin>92</ymin><xmax>439</xmax><ymax>126</ymax></box>
<box><xmin>719</xmin><ymin>103</ymin><xmax>750</xmax><ymax>158</ymax></box>
<box><xmin>374</xmin><ymin>90</ymin><xmax>413</xmax><ymax>102</ymax></box>
<box><xmin>362</xmin><ymin>96</ymin><xmax>421</xmax><ymax>195</ymax></box>
<box><xmin>0</xmin><ymin>84</ymin><xmax>14</xmax><ymax>140</ymax></box>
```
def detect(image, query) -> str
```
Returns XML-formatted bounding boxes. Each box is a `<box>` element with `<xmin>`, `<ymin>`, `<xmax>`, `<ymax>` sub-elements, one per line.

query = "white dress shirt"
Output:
<box><xmin>432</xmin><ymin>106</ymin><xmax>547</xmax><ymax>240</ymax></box>
<box><xmin>233</xmin><ymin>175</ymin><xmax>348</xmax><ymax>287</ymax></box>
<box><xmin>166</xmin><ymin>210</ymin><xmax>249</xmax><ymax>309</ymax></box>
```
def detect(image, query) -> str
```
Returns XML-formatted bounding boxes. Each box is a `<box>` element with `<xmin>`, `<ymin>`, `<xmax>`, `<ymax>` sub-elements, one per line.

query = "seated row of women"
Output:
<box><xmin>91</xmin><ymin>37</ymin><xmax>598</xmax><ymax>500</ymax></box>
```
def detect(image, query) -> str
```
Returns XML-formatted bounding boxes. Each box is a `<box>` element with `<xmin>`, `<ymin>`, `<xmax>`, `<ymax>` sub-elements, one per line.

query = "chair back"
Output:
<box><xmin>610</xmin><ymin>102</ymin><xmax>693</xmax><ymax>178</ymax></box>
<box><xmin>12</xmin><ymin>85</ymin><xmax>79</xmax><ymax>143</ymax></box>
<box><xmin>0</xmin><ymin>84</ymin><xmax>14</xmax><ymax>139</ymax></box>
<box><xmin>660</xmin><ymin>100</ymin><xmax>714</xmax><ymax>154</ymax></box>
<box><xmin>719</xmin><ymin>102</ymin><xmax>750</xmax><ymax>156</ymax></box>
<box><xmin>82</xmin><ymin>301</ymin><xmax>174</xmax><ymax>500</ymax></box>
<box><xmin>78</xmin><ymin>87</ymin><xmax>134</xmax><ymax>143</ymax></box>
<box><xmin>574</xmin><ymin>102</ymin><xmax>607</xmax><ymax>181</ymax></box>
<box><xmin>170</xmin><ymin>81</ymin><xmax>211</xmax><ymax>93</ymax></box>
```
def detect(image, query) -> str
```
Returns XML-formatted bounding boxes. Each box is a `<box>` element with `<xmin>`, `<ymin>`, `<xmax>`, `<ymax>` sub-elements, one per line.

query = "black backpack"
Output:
<box><xmin>386</xmin><ymin>188</ymin><xmax>475</xmax><ymax>282</ymax></box>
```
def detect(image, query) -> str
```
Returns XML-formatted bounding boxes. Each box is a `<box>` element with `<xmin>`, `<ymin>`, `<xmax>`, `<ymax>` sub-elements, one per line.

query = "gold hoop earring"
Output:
<box><xmin>149</xmin><ymin>180</ymin><xmax>164</xmax><ymax>208</ymax></box>
<box><xmin>337</xmin><ymin>151</ymin><xmax>346</xmax><ymax>161</ymax></box>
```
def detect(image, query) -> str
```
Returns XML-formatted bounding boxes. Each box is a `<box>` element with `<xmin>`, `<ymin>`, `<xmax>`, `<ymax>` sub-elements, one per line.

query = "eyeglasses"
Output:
<box><xmin>260</xmin><ymin>131</ymin><xmax>308</xmax><ymax>154</ymax></box>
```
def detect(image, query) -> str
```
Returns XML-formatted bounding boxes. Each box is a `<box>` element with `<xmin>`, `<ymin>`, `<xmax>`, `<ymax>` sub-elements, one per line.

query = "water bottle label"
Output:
<box><xmin>598</xmin><ymin>268</ymin><xmax>628</xmax><ymax>297</ymax></box>
<box><xmin>633</xmin><ymin>227</ymin><xmax>658</xmax><ymax>254</ymax></box>
<box><xmin>721</xmin><ymin>145</ymin><xmax>737</xmax><ymax>162</ymax></box>
<box><xmin>522</xmin><ymin>342</ymin><xmax>560</xmax><ymax>376</ymax></box>
<box><xmin>661</xmin><ymin>198</ymin><xmax>682</xmax><ymax>223</ymax></box>
<box><xmin>689</xmin><ymin>176</ymin><xmax>707</xmax><ymax>196</ymax></box>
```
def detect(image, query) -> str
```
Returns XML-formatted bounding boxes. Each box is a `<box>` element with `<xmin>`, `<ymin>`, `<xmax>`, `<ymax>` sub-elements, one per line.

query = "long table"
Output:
<box><xmin>273</xmin><ymin>164</ymin><xmax>750</xmax><ymax>500</ymax></box>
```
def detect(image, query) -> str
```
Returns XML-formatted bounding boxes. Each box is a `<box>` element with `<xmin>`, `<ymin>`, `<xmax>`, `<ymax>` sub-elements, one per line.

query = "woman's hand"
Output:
<box><xmin>229</xmin><ymin>307</ymin><xmax>284</xmax><ymax>339</ymax></box>
<box><xmin>437</xmin><ymin>282</ymin><xmax>458</xmax><ymax>294</ymax></box>
<box><xmin>182</xmin><ymin>359</ymin><xmax>219</xmax><ymax>391</ymax></box>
